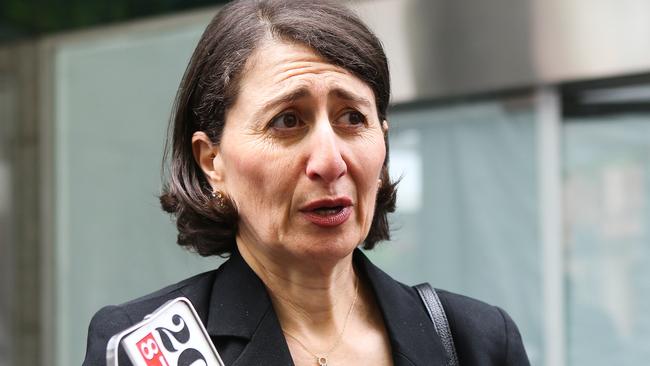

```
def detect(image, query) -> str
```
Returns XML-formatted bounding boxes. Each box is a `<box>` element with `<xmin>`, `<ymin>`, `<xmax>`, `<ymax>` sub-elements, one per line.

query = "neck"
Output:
<box><xmin>236</xmin><ymin>239</ymin><xmax>359</xmax><ymax>342</ymax></box>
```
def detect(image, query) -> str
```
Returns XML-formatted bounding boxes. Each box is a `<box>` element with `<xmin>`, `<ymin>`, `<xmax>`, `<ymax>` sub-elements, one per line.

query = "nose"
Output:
<box><xmin>305</xmin><ymin>121</ymin><xmax>347</xmax><ymax>183</ymax></box>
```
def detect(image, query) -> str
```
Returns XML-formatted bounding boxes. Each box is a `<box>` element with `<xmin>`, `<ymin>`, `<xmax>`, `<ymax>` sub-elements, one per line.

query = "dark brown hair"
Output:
<box><xmin>160</xmin><ymin>0</ymin><xmax>397</xmax><ymax>256</ymax></box>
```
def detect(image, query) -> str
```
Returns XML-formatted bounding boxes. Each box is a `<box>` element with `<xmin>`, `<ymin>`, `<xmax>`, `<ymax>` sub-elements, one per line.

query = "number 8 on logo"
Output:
<box><xmin>136</xmin><ymin>333</ymin><xmax>170</xmax><ymax>366</ymax></box>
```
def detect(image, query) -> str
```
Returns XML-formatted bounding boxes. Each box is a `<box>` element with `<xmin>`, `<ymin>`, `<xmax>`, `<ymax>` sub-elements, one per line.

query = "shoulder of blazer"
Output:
<box><xmin>434</xmin><ymin>289</ymin><xmax>531</xmax><ymax>366</ymax></box>
<box><xmin>82</xmin><ymin>269</ymin><xmax>219</xmax><ymax>366</ymax></box>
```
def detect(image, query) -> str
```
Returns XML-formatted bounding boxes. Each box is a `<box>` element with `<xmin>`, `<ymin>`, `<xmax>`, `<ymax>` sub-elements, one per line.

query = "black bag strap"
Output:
<box><xmin>415</xmin><ymin>283</ymin><xmax>460</xmax><ymax>366</ymax></box>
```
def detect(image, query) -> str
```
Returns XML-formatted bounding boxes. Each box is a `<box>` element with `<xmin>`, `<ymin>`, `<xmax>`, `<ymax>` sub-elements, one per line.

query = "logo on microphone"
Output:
<box><xmin>135</xmin><ymin>332</ymin><xmax>169</xmax><ymax>366</ymax></box>
<box><xmin>134</xmin><ymin>313</ymin><xmax>209</xmax><ymax>366</ymax></box>
<box><xmin>111</xmin><ymin>298</ymin><xmax>224</xmax><ymax>366</ymax></box>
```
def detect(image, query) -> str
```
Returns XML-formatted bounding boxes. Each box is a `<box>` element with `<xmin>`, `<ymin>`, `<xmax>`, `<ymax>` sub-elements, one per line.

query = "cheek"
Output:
<box><xmin>358</xmin><ymin>137</ymin><xmax>386</xmax><ymax>186</ymax></box>
<box><xmin>222</xmin><ymin>144</ymin><xmax>296</xmax><ymax>215</ymax></box>
<box><xmin>351</xmin><ymin>137</ymin><xmax>386</xmax><ymax>219</ymax></box>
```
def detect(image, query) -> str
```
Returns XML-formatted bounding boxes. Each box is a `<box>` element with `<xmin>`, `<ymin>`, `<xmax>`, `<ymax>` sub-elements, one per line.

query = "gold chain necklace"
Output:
<box><xmin>283</xmin><ymin>277</ymin><xmax>359</xmax><ymax>366</ymax></box>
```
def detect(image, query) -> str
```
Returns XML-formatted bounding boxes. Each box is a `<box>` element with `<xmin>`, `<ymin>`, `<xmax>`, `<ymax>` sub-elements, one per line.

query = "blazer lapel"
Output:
<box><xmin>354</xmin><ymin>250</ymin><xmax>448</xmax><ymax>366</ymax></box>
<box><xmin>204</xmin><ymin>250</ymin><xmax>294</xmax><ymax>366</ymax></box>
<box><xmin>229</xmin><ymin>307</ymin><xmax>295</xmax><ymax>366</ymax></box>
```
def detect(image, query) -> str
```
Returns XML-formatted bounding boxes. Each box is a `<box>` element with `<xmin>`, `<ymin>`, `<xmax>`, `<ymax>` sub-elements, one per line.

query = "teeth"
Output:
<box><xmin>314</xmin><ymin>207</ymin><xmax>343</xmax><ymax>215</ymax></box>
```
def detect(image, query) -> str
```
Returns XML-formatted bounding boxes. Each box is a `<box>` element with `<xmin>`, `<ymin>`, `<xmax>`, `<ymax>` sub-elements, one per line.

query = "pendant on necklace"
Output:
<box><xmin>317</xmin><ymin>356</ymin><xmax>328</xmax><ymax>366</ymax></box>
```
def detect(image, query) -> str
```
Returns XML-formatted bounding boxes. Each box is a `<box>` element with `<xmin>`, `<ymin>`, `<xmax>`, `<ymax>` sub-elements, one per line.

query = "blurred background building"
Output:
<box><xmin>1</xmin><ymin>0</ymin><xmax>650</xmax><ymax>365</ymax></box>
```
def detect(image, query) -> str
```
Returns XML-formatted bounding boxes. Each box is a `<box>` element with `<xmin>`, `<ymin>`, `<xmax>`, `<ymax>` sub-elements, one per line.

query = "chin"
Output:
<box><xmin>290</xmin><ymin>233</ymin><xmax>362</xmax><ymax>261</ymax></box>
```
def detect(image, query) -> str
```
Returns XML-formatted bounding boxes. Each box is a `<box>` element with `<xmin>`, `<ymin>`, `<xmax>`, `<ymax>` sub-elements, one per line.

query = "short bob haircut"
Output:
<box><xmin>160</xmin><ymin>0</ymin><xmax>397</xmax><ymax>256</ymax></box>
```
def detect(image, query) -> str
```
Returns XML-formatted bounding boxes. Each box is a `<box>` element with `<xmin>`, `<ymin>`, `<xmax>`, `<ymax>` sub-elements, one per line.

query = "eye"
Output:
<box><xmin>336</xmin><ymin>110</ymin><xmax>367</xmax><ymax>127</ymax></box>
<box><xmin>269</xmin><ymin>112</ymin><xmax>304</xmax><ymax>129</ymax></box>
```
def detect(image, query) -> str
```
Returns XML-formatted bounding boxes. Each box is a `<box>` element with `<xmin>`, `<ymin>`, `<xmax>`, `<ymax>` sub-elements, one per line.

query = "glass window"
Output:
<box><xmin>50</xmin><ymin>22</ymin><xmax>219</xmax><ymax>365</ymax></box>
<box><xmin>367</xmin><ymin>96</ymin><xmax>544</xmax><ymax>364</ymax></box>
<box><xmin>564</xmin><ymin>114</ymin><xmax>650</xmax><ymax>365</ymax></box>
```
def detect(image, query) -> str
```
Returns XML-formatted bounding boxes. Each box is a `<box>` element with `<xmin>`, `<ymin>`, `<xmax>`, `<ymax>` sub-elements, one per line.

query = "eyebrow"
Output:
<box><xmin>256</xmin><ymin>86</ymin><xmax>373</xmax><ymax>122</ymax></box>
<box><xmin>329</xmin><ymin>88</ymin><xmax>372</xmax><ymax>108</ymax></box>
<box><xmin>261</xmin><ymin>87</ymin><xmax>311</xmax><ymax>113</ymax></box>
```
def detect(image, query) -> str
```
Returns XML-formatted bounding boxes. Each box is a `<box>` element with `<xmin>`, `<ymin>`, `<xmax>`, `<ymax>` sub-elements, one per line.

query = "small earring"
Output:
<box><xmin>211</xmin><ymin>190</ymin><xmax>226</xmax><ymax>209</ymax></box>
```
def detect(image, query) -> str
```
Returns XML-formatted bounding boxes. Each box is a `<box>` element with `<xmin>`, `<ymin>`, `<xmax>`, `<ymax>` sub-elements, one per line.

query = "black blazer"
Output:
<box><xmin>83</xmin><ymin>250</ymin><xmax>530</xmax><ymax>365</ymax></box>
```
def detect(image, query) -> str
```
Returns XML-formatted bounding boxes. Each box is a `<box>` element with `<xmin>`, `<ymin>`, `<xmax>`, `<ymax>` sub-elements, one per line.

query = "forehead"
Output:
<box><xmin>236</xmin><ymin>40</ymin><xmax>375</xmax><ymax>102</ymax></box>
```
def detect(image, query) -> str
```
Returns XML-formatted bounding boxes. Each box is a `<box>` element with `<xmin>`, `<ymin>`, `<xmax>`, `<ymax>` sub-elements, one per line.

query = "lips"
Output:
<box><xmin>300</xmin><ymin>197</ymin><xmax>353</xmax><ymax>227</ymax></box>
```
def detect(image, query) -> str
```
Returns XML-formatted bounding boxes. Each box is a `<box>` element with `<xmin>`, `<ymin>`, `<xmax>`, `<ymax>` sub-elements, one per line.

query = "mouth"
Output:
<box><xmin>311</xmin><ymin>206</ymin><xmax>346</xmax><ymax>216</ymax></box>
<box><xmin>300</xmin><ymin>197</ymin><xmax>353</xmax><ymax>227</ymax></box>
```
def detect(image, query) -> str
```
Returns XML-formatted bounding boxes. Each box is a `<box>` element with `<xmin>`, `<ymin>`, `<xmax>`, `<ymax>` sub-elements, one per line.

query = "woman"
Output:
<box><xmin>83</xmin><ymin>0</ymin><xmax>530</xmax><ymax>365</ymax></box>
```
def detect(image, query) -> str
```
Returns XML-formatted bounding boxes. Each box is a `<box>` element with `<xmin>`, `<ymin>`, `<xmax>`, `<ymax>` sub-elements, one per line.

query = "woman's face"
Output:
<box><xmin>211</xmin><ymin>40</ymin><xmax>386</xmax><ymax>263</ymax></box>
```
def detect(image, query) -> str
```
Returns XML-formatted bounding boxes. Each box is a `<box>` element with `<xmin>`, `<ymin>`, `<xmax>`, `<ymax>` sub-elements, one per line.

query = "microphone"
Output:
<box><xmin>106</xmin><ymin>297</ymin><xmax>225</xmax><ymax>366</ymax></box>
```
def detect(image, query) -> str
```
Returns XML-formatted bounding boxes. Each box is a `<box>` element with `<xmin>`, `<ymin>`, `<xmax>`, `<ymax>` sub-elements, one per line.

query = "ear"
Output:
<box><xmin>191</xmin><ymin>131</ymin><xmax>225</xmax><ymax>189</ymax></box>
<box><xmin>382</xmin><ymin>119</ymin><xmax>389</xmax><ymax>133</ymax></box>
